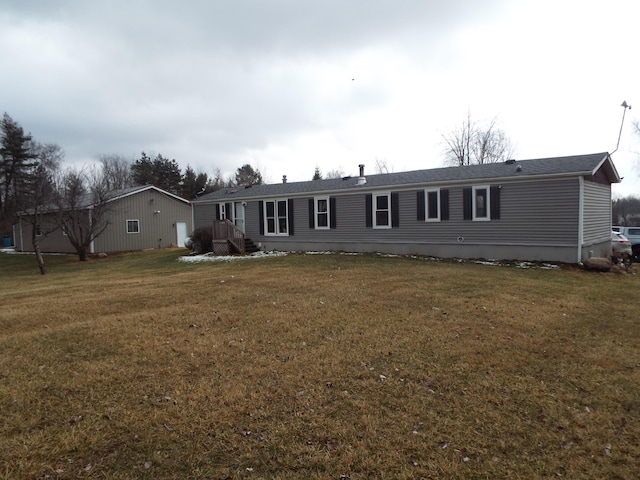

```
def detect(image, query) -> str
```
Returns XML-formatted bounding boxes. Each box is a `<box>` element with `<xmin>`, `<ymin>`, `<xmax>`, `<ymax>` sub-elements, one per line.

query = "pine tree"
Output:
<box><xmin>0</xmin><ymin>113</ymin><xmax>37</xmax><ymax>234</ymax></box>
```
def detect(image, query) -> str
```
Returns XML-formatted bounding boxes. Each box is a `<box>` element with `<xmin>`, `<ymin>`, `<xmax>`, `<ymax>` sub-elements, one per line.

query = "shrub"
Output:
<box><xmin>189</xmin><ymin>227</ymin><xmax>213</xmax><ymax>254</ymax></box>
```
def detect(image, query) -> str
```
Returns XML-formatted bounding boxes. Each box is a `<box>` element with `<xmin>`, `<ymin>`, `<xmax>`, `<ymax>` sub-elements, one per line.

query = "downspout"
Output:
<box><xmin>577</xmin><ymin>176</ymin><xmax>584</xmax><ymax>263</ymax></box>
<box><xmin>190</xmin><ymin>203</ymin><xmax>195</xmax><ymax>240</ymax></box>
<box><xmin>18</xmin><ymin>218</ymin><xmax>23</xmax><ymax>251</ymax></box>
<box><xmin>89</xmin><ymin>207</ymin><xmax>95</xmax><ymax>254</ymax></box>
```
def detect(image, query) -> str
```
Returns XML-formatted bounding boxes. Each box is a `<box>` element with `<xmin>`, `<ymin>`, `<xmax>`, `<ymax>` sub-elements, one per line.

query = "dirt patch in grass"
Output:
<box><xmin>1</xmin><ymin>250</ymin><xmax>639</xmax><ymax>479</ymax></box>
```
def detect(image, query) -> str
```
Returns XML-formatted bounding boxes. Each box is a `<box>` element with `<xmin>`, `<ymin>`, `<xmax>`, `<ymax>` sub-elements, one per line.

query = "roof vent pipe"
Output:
<box><xmin>357</xmin><ymin>164</ymin><xmax>366</xmax><ymax>185</ymax></box>
<box><xmin>282</xmin><ymin>175</ymin><xmax>287</xmax><ymax>184</ymax></box>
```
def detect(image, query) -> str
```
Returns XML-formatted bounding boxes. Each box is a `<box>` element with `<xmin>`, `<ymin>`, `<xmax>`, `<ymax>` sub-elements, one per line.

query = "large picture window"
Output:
<box><xmin>264</xmin><ymin>199</ymin><xmax>289</xmax><ymax>235</ymax></box>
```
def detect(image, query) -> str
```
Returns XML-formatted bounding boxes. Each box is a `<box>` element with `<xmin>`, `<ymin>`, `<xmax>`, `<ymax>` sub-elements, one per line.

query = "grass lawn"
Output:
<box><xmin>1</xmin><ymin>249</ymin><xmax>639</xmax><ymax>479</ymax></box>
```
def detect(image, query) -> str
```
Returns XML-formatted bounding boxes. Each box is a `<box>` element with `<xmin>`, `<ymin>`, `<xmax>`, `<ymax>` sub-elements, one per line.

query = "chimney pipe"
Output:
<box><xmin>282</xmin><ymin>175</ymin><xmax>287</xmax><ymax>184</ymax></box>
<box><xmin>357</xmin><ymin>164</ymin><xmax>366</xmax><ymax>185</ymax></box>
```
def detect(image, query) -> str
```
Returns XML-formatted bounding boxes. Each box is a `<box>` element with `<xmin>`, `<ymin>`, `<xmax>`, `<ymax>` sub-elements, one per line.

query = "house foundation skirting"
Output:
<box><xmin>256</xmin><ymin>240</ymin><xmax>582</xmax><ymax>264</ymax></box>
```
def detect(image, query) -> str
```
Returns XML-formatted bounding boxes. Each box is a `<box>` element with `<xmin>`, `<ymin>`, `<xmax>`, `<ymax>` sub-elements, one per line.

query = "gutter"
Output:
<box><xmin>577</xmin><ymin>176</ymin><xmax>584</xmax><ymax>263</ymax></box>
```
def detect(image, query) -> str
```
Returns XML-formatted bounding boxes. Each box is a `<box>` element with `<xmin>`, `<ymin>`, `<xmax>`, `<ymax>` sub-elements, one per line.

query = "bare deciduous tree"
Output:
<box><xmin>442</xmin><ymin>112</ymin><xmax>515</xmax><ymax>166</ymax></box>
<box><xmin>374</xmin><ymin>157</ymin><xmax>393</xmax><ymax>174</ymax></box>
<box><xmin>325</xmin><ymin>167</ymin><xmax>345</xmax><ymax>179</ymax></box>
<box><xmin>19</xmin><ymin>142</ymin><xmax>63</xmax><ymax>274</ymax></box>
<box><xmin>54</xmin><ymin>167</ymin><xmax>113</xmax><ymax>261</ymax></box>
<box><xmin>632</xmin><ymin>120</ymin><xmax>640</xmax><ymax>174</ymax></box>
<box><xmin>97</xmin><ymin>154</ymin><xmax>134</xmax><ymax>190</ymax></box>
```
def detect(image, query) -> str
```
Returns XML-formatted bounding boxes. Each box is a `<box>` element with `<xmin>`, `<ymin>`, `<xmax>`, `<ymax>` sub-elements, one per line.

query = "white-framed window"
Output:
<box><xmin>315</xmin><ymin>196</ymin><xmax>330</xmax><ymax>229</ymax></box>
<box><xmin>473</xmin><ymin>185</ymin><xmax>490</xmax><ymax>221</ymax></box>
<box><xmin>425</xmin><ymin>188</ymin><xmax>440</xmax><ymax>222</ymax></box>
<box><xmin>373</xmin><ymin>192</ymin><xmax>391</xmax><ymax>229</ymax></box>
<box><xmin>264</xmin><ymin>199</ymin><xmax>289</xmax><ymax>235</ymax></box>
<box><xmin>126</xmin><ymin>219</ymin><xmax>140</xmax><ymax>234</ymax></box>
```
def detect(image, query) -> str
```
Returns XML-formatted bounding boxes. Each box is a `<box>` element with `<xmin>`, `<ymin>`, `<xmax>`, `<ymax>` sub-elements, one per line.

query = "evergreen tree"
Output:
<box><xmin>181</xmin><ymin>165</ymin><xmax>198</xmax><ymax>199</ymax></box>
<box><xmin>131</xmin><ymin>152</ymin><xmax>182</xmax><ymax>195</ymax></box>
<box><xmin>235</xmin><ymin>164</ymin><xmax>263</xmax><ymax>186</ymax></box>
<box><xmin>313</xmin><ymin>166</ymin><xmax>322</xmax><ymax>180</ymax></box>
<box><xmin>0</xmin><ymin>113</ymin><xmax>37</xmax><ymax>233</ymax></box>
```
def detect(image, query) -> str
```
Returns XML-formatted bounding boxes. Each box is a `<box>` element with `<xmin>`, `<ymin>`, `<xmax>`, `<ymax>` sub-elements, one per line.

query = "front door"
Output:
<box><xmin>176</xmin><ymin>222</ymin><xmax>188</xmax><ymax>247</ymax></box>
<box><xmin>234</xmin><ymin>202</ymin><xmax>245</xmax><ymax>233</ymax></box>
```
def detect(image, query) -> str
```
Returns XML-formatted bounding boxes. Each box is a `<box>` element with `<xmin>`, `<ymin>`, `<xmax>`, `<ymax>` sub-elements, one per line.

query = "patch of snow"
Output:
<box><xmin>177</xmin><ymin>249</ymin><xmax>562</xmax><ymax>269</ymax></box>
<box><xmin>178</xmin><ymin>251</ymin><xmax>288</xmax><ymax>263</ymax></box>
<box><xmin>0</xmin><ymin>248</ymin><xmax>71</xmax><ymax>256</ymax></box>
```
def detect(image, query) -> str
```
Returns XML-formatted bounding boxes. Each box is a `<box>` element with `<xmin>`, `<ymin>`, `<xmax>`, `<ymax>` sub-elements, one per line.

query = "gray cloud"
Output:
<box><xmin>1</xmin><ymin>0</ymin><xmax>638</xmax><ymax>195</ymax></box>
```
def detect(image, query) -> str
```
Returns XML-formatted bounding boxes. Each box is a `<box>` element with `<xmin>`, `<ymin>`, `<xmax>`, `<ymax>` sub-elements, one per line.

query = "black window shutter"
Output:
<box><xmin>365</xmin><ymin>194</ymin><xmax>372</xmax><ymax>228</ymax></box>
<box><xmin>441</xmin><ymin>189</ymin><xmax>449</xmax><ymax>221</ymax></box>
<box><xmin>417</xmin><ymin>190</ymin><xmax>425</xmax><ymax>221</ymax></box>
<box><xmin>288</xmin><ymin>198</ymin><xmax>294</xmax><ymax>235</ymax></box>
<box><xmin>215</xmin><ymin>204</ymin><xmax>221</xmax><ymax>221</ymax></box>
<box><xmin>391</xmin><ymin>192</ymin><xmax>400</xmax><ymax>228</ymax></box>
<box><xmin>225</xmin><ymin>203</ymin><xmax>232</xmax><ymax>220</ymax></box>
<box><xmin>463</xmin><ymin>187</ymin><xmax>472</xmax><ymax>220</ymax></box>
<box><xmin>258</xmin><ymin>201</ymin><xmax>264</xmax><ymax>235</ymax></box>
<box><xmin>330</xmin><ymin>197</ymin><xmax>337</xmax><ymax>229</ymax></box>
<box><xmin>308</xmin><ymin>198</ymin><xmax>315</xmax><ymax>229</ymax></box>
<box><xmin>490</xmin><ymin>186</ymin><xmax>501</xmax><ymax>220</ymax></box>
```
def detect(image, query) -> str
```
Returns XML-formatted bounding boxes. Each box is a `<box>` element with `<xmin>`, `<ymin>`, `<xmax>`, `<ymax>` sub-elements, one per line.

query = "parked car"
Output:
<box><xmin>612</xmin><ymin>226</ymin><xmax>640</xmax><ymax>263</ymax></box>
<box><xmin>611</xmin><ymin>230</ymin><xmax>632</xmax><ymax>264</ymax></box>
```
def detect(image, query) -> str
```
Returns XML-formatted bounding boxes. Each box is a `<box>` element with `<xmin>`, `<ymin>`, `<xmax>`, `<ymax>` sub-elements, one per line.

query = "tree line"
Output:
<box><xmin>0</xmin><ymin>112</ymin><xmax>263</xmax><ymax>272</ymax></box>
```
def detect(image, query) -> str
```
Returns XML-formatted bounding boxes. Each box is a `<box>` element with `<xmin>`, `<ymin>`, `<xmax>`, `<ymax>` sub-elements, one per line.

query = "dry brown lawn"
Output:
<box><xmin>1</xmin><ymin>249</ymin><xmax>639</xmax><ymax>479</ymax></box>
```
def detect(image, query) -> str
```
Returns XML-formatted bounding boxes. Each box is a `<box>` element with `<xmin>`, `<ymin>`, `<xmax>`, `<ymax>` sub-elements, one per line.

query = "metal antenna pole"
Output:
<box><xmin>612</xmin><ymin>100</ymin><xmax>632</xmax><ymax>155</ymax></box>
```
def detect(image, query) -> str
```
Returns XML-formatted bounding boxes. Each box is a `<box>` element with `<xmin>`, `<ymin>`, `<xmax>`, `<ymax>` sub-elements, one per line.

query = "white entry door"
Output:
<box><xmin>176</xmin><ymin>222</ymin><xmax>188</xmax><ymax>247</ymax></box>
<box><xmin>234</xmin><ymin>202</ymin><xmax>245</xmax><ymax>233</ymax></box>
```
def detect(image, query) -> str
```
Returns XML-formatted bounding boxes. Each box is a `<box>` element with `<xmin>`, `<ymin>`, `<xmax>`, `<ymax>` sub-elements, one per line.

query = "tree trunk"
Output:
<box><xmin>34</xmin><ymin>241</ymin><xmax>47</xmax><ymax>275</ymax></box>
<box><xmin>78</xmin><ymin>246</ymin><xmax>88</xmax><ymax>261</ymax></box>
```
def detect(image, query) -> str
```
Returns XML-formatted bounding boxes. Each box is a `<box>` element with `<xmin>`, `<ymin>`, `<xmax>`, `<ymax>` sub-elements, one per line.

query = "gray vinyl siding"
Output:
<box><xmin>582</xmin><ymin>179</ymin><xmax>611</xmax><ymax>246</ymax></box>
<box><xmin>18</xmin><ymin>188</ymin><xmax>192</xmax><ymax>254</ymax></box>
<box><xmin>16</xmin><ymin>214</ymin><xmax>79</xmax><ymax>253</ymax></box>
<box><xmin>228</xmin><ymin>178</ymin><xmax>581</xmax><ymax>255</ymax></box>
<box><xmin>193</xmin><ymin>203</ymin><xmax>217</xmax><ymax>231</ymax></box>
<box><xmin>244</xmin><ymin>201</ymin><xmax>261</xmax><ymax>238</ymax></box>
<box><xmin>94</xmin><ymin>189</ymin><xmax>192</xmax><ymax>252</ymax></box>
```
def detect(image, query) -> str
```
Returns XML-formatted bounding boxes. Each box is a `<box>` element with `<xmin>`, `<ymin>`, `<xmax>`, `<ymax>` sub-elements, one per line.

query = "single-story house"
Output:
<box><xmin>192</xmin><ymin>152</ymin><xmax>620</xmax><ymax>264</ymax></box>
<box><xmin>14</xmin><ymin>185</ymin><xmax>192</xmax><ymax>254</ymax></box>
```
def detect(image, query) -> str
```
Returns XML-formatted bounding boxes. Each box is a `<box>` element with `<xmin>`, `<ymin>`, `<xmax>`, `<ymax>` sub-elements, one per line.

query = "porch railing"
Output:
<box><xmin>212</xmin><ymin>219</ymin><xmax>245</xmax><ymax>254</ymax></box>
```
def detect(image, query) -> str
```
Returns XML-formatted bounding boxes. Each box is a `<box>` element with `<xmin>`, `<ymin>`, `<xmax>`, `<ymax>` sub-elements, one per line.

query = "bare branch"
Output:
<box><xmin>443</xmin><ymin>113</ymin><xmax>514</xmax><ymax>166</ymax></box>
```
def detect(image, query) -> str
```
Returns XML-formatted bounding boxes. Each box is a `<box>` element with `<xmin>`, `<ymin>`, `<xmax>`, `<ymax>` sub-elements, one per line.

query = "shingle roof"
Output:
<box><xmin>193</xmin><ymin>152</ymin><xmax>619</xmax><ymax>203</ymax></box>
<box><xmin>78</xmin><ymin>185</ymin><xmax>190</xmax><ymax>208</ymax></box>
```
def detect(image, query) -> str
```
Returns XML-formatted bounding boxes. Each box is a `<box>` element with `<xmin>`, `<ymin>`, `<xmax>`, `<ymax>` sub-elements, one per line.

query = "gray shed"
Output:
<box><xmin>15</xmin><ymin>185</ymin><xmax>193</xmax><ymax>254</ymax></box>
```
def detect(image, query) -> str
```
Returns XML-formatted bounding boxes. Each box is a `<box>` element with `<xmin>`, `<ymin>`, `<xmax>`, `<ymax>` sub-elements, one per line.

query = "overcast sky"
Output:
<box><xmin>2</xmin><ymin>0</ymin><xmax>639</xmax><ymax>196</ymax></box>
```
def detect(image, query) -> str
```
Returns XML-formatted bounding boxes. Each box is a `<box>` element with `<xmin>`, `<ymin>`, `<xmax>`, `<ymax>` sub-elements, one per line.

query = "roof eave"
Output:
<box><xmin>592</xmin><ymin>153</ymin><xmax>621</xmax><ymax>183</ymax></box>
<box><xmin>191</xmin><ymin>170</ymin><xmax>604</xmax><ymax>202</ymax></box>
